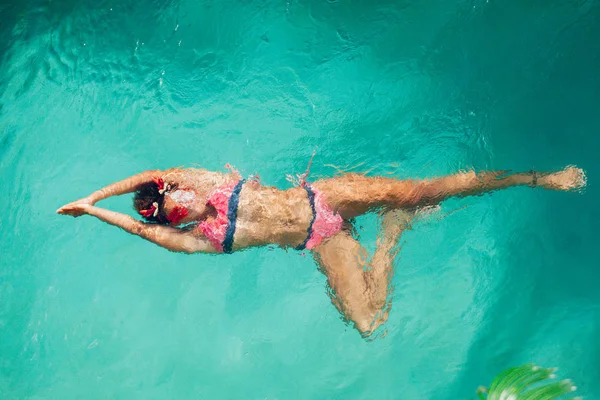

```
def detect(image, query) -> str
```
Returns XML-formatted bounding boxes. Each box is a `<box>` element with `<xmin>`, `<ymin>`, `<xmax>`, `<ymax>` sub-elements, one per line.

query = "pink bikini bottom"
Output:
<box><xmin>296</xmin><ymin>185</ymin><xmax>343</xmax><ymax>250</ymax></box>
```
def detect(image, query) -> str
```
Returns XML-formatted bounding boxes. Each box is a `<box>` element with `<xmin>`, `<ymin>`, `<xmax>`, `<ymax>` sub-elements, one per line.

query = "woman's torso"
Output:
<box><xmin>175</xmin><ymin>168</ymin><xmax>339</xmax><ymax>252</ymax></box>
<box><xmin>233</xmin><ymin>184</ymin><xmax>314</xmax><ymax>250</ymax></box>
<box><xmin>172</xmin><ymin>169</ymin><xmax>313</xmax><ymax>250</ymax></box>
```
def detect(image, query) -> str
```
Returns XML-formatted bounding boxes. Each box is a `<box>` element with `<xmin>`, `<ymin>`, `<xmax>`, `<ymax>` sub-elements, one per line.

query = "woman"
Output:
<box><xmin>57</xmin><ymin>164</ymin><xmax>586</xmax><ymax>336</ymax></box>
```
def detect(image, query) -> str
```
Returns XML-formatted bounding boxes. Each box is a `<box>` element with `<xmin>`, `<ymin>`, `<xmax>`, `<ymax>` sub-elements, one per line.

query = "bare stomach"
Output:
<box><xmin>233</xmin><ymin>218</ymin><xmax>312</xmax><ymax>249</ymax></box>
<box><xmin>233</xmin><ymin>186</ymin><xmax>315</xmax><ymax>249</ymax></box>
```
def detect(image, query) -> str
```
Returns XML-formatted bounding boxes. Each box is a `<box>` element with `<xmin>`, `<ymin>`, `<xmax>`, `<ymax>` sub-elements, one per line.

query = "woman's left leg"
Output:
<box><xmin>314</xmin><ymin>167</ymin><xmax>585</xmax><ymax>220</ymax></box>
<box><xmin>312</xmin><ymin>209</ymin><xmax>415</xmax><ymax>336</ymax></box>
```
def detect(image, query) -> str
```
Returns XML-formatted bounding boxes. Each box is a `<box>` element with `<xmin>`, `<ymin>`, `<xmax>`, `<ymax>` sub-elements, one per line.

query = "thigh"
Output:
<box><xmin>312</xmin><ymin>209</ymin><xmax>416</xmax><ymax>335</ymax></box>
<box><xmin>312</xmin><ymin>228</ymin><xmax>375</xmax><ymax>333</ymax></box>
<box><xmin>313</xmin><ymin>174</ymin><xmax>416</xmax><ymax>219</ymax></box>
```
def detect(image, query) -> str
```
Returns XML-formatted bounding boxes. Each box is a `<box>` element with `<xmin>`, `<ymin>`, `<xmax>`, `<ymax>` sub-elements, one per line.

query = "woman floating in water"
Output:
<box><xmin>57</xmin><ymin>164</ymin><xmax>586</xmax><ymax>336</ymax></box>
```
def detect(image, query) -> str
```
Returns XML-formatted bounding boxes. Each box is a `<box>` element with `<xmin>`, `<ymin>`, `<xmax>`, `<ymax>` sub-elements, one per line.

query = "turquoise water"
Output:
<box><xmin>1</xmin><ymin>0</ymin><xmax>599</xmax><ymax>398</ymax></box>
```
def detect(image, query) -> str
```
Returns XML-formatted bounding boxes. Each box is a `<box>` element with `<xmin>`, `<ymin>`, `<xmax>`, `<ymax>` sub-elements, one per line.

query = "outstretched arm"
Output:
<box><xmin>58</xmin><ymin>170</ymin><xmax>164</xmax><ymax>211</ymax></box>
<box><xmin>87</xmin><ymin>170</ymin><xmax>163</xmax><ymax>203</ymax></box>
<box><xmin>57</xmin><ymin>203</ymin><xmax>215</xmax><ymax>254</ymax></box>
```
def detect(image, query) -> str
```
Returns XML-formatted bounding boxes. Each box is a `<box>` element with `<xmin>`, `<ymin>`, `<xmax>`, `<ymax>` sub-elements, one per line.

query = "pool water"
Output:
<box><xmin>1</xmin><ymin>0</ymin><xmax>599</xmax><ymax>398</ymax></box>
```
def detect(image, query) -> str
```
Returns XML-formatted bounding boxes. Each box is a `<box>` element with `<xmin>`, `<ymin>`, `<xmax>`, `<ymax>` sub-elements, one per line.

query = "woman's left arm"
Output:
<box><xmin>86</xmin><ymin>170</ymin><xmax>164</xmax><ymax>203</ymax></box>
<box><xmin>58</xmin><ymin>204</ymin><xmax>215</xmax><ymax>254</ymax></box>
<box><xmin>57</xmin><ymin>170</ymin><xmax>167</xmax><ymax>213</ymax></box>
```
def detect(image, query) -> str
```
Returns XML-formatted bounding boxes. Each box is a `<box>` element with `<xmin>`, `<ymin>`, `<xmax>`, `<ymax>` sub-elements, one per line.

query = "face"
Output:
<box><xmin>161</xmin><ymin>189</ymin><xmax>207</xmax><ymax>225</ymax></box>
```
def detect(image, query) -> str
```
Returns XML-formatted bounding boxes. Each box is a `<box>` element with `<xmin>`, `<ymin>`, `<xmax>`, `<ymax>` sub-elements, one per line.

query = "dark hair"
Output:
<box><xmin>133</xmin><ymin>182</ymin><xmax>174</xmax><ymax>223</ymax></box>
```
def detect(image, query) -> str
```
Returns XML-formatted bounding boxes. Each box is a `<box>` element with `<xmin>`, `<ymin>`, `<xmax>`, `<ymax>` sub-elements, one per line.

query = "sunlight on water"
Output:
<box><xmin>1</xmin><ymin>0</ymin><xmax>599</xmax><ymax>398</ymax></box>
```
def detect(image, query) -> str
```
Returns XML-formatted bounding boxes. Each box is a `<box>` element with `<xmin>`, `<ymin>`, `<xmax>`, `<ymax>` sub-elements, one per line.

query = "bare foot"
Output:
<box><xmin>538</xmin><ymin>166</ymin><xmax>587</xmax><ymax>192</ymax></box>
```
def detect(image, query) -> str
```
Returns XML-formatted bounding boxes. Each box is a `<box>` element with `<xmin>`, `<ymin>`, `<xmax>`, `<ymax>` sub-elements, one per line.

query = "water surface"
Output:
<box><xmin>1</xmin><ymin>0</ymin><xmax>599</xmax><ymax>398</ymax></box>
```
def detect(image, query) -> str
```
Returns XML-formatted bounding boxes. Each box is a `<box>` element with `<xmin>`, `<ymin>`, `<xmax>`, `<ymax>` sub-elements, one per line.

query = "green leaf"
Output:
<box><xmin>474</xmin><ymin>363</ymin><xmax>580</xmax><ymax>400</ymax></box>
<box><xmin>519</xmin><ymin>380</ymin><xmax>575</xmax><ymax>400</ymax></box>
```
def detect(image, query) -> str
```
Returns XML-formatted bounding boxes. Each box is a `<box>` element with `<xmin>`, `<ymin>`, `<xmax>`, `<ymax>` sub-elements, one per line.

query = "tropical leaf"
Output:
<box><xmin>473</xmin><ymin>364</ymin><xmax>581</xmax><ymax>400</ymax></box>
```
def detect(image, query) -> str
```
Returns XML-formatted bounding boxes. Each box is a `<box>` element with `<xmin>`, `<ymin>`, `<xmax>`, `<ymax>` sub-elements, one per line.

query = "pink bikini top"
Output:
<box><xmin>198</xmin><ymin>180</ymin><xmax>245</xmax><ymax>253</ymax></box>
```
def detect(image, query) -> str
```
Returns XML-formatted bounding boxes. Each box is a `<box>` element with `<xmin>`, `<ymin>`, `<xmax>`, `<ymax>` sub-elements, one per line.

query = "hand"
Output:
<box><xmin>56</xmin><ymin>202</ymin><xmax>92</xmax><ymax>217</ymax></box>
<box><xmin>538</xmin><ymin>166</ymin><xmax>587</xmax><ymax>191</ymax></box>
<box><xmin>56</xmin><ymin>196</ymin><xmax>95</xmax><ymax>213</ymax></box>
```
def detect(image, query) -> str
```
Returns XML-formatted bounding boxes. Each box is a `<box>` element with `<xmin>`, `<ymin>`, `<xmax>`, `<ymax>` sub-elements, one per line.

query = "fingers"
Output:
<box><xmin>56</xmin><ymin>202</ymin><xmax>89</xmax><ymax>216</ymax></box>
<box><xmin>57</xmin><ymin>208</ymin><xmax>78</xmax><ymax>216</ymax></box>
<box><xmin>56</xmin><ymin>197</ymin><xmax>93</xmax><ymax>213</ymax></box>
<box><xmin>57</xmin><ymin>204</ymin><xmax>76</xmax><ymax>214</ymax></box>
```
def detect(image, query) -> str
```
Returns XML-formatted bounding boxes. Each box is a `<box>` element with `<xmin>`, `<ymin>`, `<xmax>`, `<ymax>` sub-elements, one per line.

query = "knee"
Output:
<box><xmin>353</xmin><ymin>307</ymin><xmax>389</xmax><ymax>338</ymax></box>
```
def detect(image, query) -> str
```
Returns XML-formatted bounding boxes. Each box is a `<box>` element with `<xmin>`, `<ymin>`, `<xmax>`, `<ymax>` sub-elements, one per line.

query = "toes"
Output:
<box><xmin>575</xmin><ymin>168</ymin><xmax>587</xmax><ymax>189</ymax></box>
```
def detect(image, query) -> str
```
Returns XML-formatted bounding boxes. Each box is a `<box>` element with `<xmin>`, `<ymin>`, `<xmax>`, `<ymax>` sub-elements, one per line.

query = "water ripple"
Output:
<box><xmin>0</xmin><ymin>0</ymin><xmax>599</xmax><ymax>398</ymax></box>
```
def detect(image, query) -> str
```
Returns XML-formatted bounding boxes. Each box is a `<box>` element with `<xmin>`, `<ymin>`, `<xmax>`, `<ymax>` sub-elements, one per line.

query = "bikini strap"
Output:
<box><xmin>296</xmin><ymin>185</ymin><xmax>317</xmax><ymax>251</ymax></box>
<box><xmin>223</xmin><ymin>179</ymin><xmax>246</xmax><ymax>254</ymax></box>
